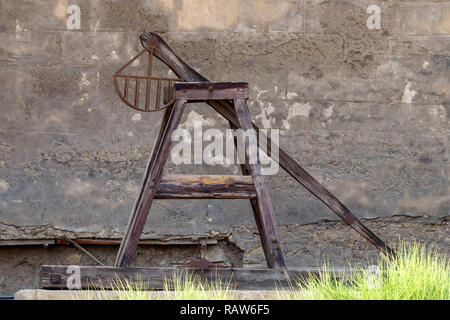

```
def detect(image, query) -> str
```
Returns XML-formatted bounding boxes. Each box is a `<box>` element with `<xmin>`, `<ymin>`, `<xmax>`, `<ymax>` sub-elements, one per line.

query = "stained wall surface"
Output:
<box><xmin>0</xmin><ymin>0</ymin><xmax>449</xmax><ymax>293</ymax></box>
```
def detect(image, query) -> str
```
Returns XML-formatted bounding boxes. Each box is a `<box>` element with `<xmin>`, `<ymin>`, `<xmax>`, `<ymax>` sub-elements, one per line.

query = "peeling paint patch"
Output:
<box><xmin>78</xmin><ymin>73</ymin><xmax>90</xmax><ymax>90</ymax></box>
<box><xmin>376</xmin><ymin>61</ymin><xmax>400</xmax><ymax>78</ymax></box>
<box><xmin>44</xmin><ymin>113</ymin><xmax>64</xmax><ymax>127</ymax></box>
<box><xmin>253</xmin><ymin>86</ymin><xmax>268</xmax><ymax>100</ymax></box>
<box><xmin>396</xmin><ymin>190</ymin><xmax>450</xmax><ymax>217</ymax></box>
<box><xmin>292</xmin><ymin>102</ymin><xmax>311</xmax><ymax>118</ymax></box>
<box><xmin>281</xmin><ymin>119</ymin><xmax>290</xmax><ymax>130</ymax></box>
<box><xmin>65</xmin><ymin>179</ymin><xmax>94</xmax><ymax>196</ymax></box>
<box><xmin>131</xmin><ymin>113</ymin><xmax>142</xmax><ymax>121</ymax></box>
<box><xmin>402</xmin><ymin>81</ymin><xmax>416</xmax><ymax>104</ymax></box>
<box><xmin>436</xmin><ymin>7</ymin><xmax>450</xmax><ymax>34</ymax></box>
<box><xmin>93</xmin><ymin>20</ymin><xmax>100</xmax><ymax>31</ymax></box>
<box><xmin>438</xmin><ymin>105</ymin><xmax>447</xmax><ymax>119</ymax></box>
<box><xmin>322</xmin><ymin>104</ymin><xmax>334</xmax><ymax>119</ymax></box>
<box><xmin>15</xmin><ymin>20</ymin><xmax>23</xmax><ymax>32</ymax></box>
<box><xmin>287</xmin><ymin>92</ymin><xmax>298</xmax><ymax>99</ymax></box>
<box><xmin>110</xmin><ymin>50</ymin><xmax>118</xmax><ymax>60</ymax></box>
<box><xmin>338</xmin><ymin>181</ymin><xmax>370</xmax><ymax>207</ymax></box>
<box><xmin>181</xmin><ymin>111</ymin><xmax>217</xmax><ymax>130</ymax></box>
<box><xmin>123</xmin><ymin>181</ymin><xmax>139</xmax><ymax>194</ymax></box>
<box><xmin>176</xmin><ymin>0</ymin><xmax>239</xmax><ymax>31</ymax></box>
<box><xmin>265</xmin><ymin>102</ymin><xmax>275</xmax><ymax>115</ymax></box>
<box><xmin>0</xmin><ymin>179</ymin><xmax>10</xmax><ymax>194</ymax></box>
<box><xmin>0</xmin><ymin>201</ymin><xmax>7</xmax><ymax>209</ymax></box>
<box><xmin>254</xmin><ymin>101</ymin><xmax>276</xmax><ymax>128</ymax></box>
<box><xmin>76</xmin><ymin>93</ymin><xmax>89</xmax><ymax>106</ymax></box>
<box><xmin>429</xmin><ymin>105</ymin><xmax>447</xmax><ymax>120</ymax></box>
<box><xmin>53</xmin><ymin>0</ymin><xmax>68</xmax><ymax>19</ymax></box>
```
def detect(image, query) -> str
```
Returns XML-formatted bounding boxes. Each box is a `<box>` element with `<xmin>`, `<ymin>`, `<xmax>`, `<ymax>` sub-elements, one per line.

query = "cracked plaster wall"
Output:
<box><xmin>0</xmin><ymin>0</ymin><xmax>449</xmax><ymax>292</ymax></box>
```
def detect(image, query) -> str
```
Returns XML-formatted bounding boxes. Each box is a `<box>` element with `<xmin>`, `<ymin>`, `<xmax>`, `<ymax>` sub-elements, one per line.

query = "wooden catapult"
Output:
<box><xmin>40</xmin><ymin>32</ymin><xmax>395</xmax><ymax>290</ymax></box>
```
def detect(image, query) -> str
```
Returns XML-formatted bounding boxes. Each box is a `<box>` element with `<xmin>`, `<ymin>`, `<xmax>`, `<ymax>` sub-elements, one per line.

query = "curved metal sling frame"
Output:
<box><xmin>113</xmin><ymin>40</ymin><xmax>183</xmax><ymax>112</ymax></box>
<box><xmin>115</xmin><ymin>31</ymin><xmax>395</xmax><ymax>263</ymax></box>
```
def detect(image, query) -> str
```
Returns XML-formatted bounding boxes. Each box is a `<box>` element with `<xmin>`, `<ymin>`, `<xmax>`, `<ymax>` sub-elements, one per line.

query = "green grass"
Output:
<box><xmin>164</xmin><ymin>273</ymin><xmax>236</xmax><ymax>300</ymax></box>
<box><xmin>75</xmin><ymin>241</ymin><xmax>449</xmax><ymax>300</ymax></box>
<box><xmin>75</xmin><ymin>270</ymin><xmax>238</xmax><ymax>300</ymax></box>
<box><xmin>162</xmin><ymin>270</ymin><xmax>237</xmax><ymax>300</ymax></box>
<box><xmin>280</xmin><ymin>241</ymin><xmax>450</xmax><ymax>300</ymax></box>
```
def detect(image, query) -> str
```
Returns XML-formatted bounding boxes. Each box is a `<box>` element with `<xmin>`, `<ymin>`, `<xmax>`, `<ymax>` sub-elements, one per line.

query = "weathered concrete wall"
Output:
<box><xmin>0</xmin><ymin>0</ymin><xmax>449</xmax><ymax>293</ymax></box>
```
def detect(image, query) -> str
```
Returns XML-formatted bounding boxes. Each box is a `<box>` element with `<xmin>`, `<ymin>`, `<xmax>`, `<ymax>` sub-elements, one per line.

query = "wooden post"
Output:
<box><xmin>232</xmin><ymin>98</ymin><xmax>286</xmax><ymax>269</ymax></box>
<box><xmin>115</xmin><ymin>100</ymin><xmax>187</xmax><ymax>267</ymax></box>
<box><xmin>229</xmin><ymin>122</ymin><xmax>273</xmax><ymax>268</ymax></box>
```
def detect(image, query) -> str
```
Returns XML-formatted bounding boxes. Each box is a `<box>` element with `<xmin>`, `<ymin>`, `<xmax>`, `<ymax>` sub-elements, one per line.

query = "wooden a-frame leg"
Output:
<box><xmin>115</xmin><ymin>105</ymin><xmax>173</xmax><ymax>266</ymax></box>
<box><xmin>229</xmin><ymin>122</ymin><xmax>273</xmax><ymax>268</ymax></box>
<box><xmin>232</xmin><ymin>99</ymin><xmax>286</xmax><ymax>269</ymax></box>
<box><xmin>115</xmin><ymin>100</ymin><xmax>187</xmax><ymax>267</ymax></box>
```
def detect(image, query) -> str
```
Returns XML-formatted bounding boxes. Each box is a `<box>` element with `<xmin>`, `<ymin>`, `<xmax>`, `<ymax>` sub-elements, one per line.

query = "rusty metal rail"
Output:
<box><xmin>113</xmin><ymin>47</ymin><xmax>182</xmax><ymax>112</ymax></box>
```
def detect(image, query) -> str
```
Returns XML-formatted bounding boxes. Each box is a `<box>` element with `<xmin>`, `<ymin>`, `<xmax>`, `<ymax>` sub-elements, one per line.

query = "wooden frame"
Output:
<box><xmin>136</xmin><ymin>31</ymin><xmax>395</xmax><ymax>258</ymax></box>
<box><xmin>38</xmin><ymin>32</ymin><xmax>396</xmax><ymax>290</ymax></box>
<box><xmin>115</xmin><ymin>82</ymin><xmax>286</xmax><ymax>269</ymax></box>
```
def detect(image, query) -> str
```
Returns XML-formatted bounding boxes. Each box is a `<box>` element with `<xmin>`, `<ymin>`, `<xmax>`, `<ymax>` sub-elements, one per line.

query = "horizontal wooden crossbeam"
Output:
<box><xmin>174</xmin><ymin>82</ymin><xmax>248</xmax><ymax>100</ymax></box>
<box><xmin>155</xmin><ymin>174</ymin><xmax>256</xmax><ymax>199</ymax></box>
<box><xmin>40</xmin><ymin>265</ymin><xmax>352</xmax><ymax>290</ymax></box>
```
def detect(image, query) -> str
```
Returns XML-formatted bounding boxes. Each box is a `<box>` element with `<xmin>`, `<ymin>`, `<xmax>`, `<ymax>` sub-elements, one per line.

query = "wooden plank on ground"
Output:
<box><xmin>40</xmin><ymin>265</ymin><xmax>351</xmax><ymax>290</ymax></box>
